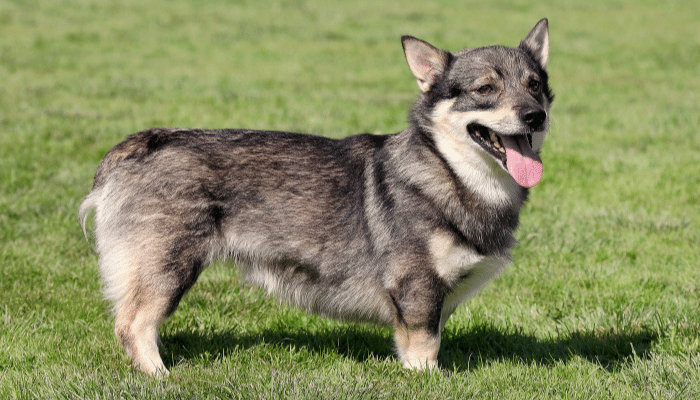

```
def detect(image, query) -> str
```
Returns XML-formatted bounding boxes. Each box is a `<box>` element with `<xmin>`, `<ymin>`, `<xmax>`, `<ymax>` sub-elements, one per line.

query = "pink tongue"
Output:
<box><xmin>500</xmin><ymin>135</ymin><xmax>543</xmax><ymax>188</ymax></box>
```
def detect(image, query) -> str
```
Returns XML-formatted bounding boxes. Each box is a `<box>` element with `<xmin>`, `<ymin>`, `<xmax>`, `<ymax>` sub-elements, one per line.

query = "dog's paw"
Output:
<box><xmin>402</xmin><ymin>357</ymin><xmax>438</xmax><ymax>371</ymax></box>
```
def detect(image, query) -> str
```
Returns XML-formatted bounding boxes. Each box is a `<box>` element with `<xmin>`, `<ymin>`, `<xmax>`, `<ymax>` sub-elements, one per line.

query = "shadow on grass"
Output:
<box><xmin>163</xmin><ymin>321</ymin><xmax>658</xmax><ymax>372</ymax></box>
<box><xmin>163</xmin><ymin>324</ymin><xmax>394</xmax><ymax>367</ymax></box>
<box><xmin>439</xmin><ymin>323</ymin><xmax>658</xmax><ymax>372</ymax></box>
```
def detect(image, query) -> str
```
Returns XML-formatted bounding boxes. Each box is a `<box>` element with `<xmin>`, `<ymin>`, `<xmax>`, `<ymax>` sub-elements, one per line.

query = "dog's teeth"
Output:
<box><xmin>489</xmin><ymin>132</ymin><xmax>498</xmax><ymax>143</ymax></box>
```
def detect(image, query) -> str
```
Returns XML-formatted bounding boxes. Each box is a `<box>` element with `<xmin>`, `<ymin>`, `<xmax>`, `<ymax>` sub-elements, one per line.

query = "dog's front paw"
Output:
<box><xmin>393</xmin><ymin>326</ymin><xmax>441</xmax><ymax>371</ymax></box>
<box><xmin>402</xmin><ymin>357</ymin><xmax>438</xmax><ymax>371</ymax></box>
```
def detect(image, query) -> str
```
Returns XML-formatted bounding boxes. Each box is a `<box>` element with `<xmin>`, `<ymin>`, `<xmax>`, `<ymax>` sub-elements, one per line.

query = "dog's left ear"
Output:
<box><xmin>402</xmin><ymin>36</ymin><xmax>450</xmax><ymax>93</ymax></box>
<box><xmin>520</xmin><ymin>18</ymin><xmax>549</xmax><ymax>70</ymax></box>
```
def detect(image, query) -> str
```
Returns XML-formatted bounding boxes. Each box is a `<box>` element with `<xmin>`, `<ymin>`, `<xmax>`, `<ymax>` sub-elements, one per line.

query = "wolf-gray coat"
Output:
<box><xmin>80</xmin><ymin>19</ymin><xmax>553</xmax><ymax>376</ymax></box>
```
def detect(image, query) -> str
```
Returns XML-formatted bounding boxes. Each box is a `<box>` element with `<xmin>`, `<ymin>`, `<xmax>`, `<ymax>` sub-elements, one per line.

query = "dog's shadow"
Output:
<box><xmin>439</xmin><ymin>323</ymin><xmax>657</xmax><ymax>372</ymax></box>
<box><xmin>163</xmin><ymin>321</ymin><xmax>658</xmax><ymax>372</ymax></box>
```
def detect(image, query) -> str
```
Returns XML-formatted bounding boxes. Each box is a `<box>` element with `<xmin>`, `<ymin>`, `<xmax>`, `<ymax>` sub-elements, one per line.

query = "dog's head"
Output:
<box><xmin>403</xmin><ymin>19</ymin><xmax>553</xmax><ymax>189</ymax></box>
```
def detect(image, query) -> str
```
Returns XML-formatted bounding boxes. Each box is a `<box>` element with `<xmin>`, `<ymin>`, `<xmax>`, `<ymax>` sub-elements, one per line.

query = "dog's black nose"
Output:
<box><xmin>520</xmin><ymin>108</ymin><xmax>546</xmax><ymax>129</ymax></box>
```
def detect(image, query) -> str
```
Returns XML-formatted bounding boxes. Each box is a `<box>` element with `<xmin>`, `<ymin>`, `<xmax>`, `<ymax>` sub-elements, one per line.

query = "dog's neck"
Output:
<box><xmin>387</xmin><ymin>126</ymin><xmax>527</xmax><ymax>256</ymax></box>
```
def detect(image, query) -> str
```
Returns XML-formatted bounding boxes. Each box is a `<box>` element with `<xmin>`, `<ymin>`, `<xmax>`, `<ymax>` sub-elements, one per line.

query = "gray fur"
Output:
<box><xmin>80</xmin><ymin>19</ymin><xmax>553</xmax><ymax>376</ymax></box>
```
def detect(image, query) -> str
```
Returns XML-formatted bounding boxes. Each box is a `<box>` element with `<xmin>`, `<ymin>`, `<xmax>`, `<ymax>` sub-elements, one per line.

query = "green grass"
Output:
<box><xmin>1</xmin><ymin>0</ymin><xmax>698</xmax><ymax>398</ymax></box>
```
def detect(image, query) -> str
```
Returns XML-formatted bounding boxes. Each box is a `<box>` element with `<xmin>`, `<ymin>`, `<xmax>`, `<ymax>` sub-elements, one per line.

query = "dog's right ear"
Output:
<box><xmin>402</xmin><ymin>36</ymin><xmax>450</xmax><ymax>93</ymax></box>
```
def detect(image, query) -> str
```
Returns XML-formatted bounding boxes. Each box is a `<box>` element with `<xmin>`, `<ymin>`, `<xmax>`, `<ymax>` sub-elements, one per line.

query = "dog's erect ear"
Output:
<box><xmin>402</xmin><ymin>36</ymin><xmax>450</xmax><ymax>93</ymax></box>
<box><xmin>519</xmin><ymin>18</ymin><xmax>549</xmax><ymax>70</ymax></box>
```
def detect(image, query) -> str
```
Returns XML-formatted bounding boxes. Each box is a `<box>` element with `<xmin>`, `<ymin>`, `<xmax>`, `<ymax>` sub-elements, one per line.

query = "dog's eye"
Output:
<box><xmin>476</xmin><ymin>85</ymin><xmax>494</xmax><ymax>95</ymax></box>
<box><xmin>528</xmin><ymin>80</ymin><xmax>541</xmax><ymax>92</ymax></box>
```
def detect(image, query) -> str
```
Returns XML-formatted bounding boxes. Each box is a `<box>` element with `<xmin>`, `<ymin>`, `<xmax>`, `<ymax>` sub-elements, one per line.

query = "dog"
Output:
<box><xmin>79</xmin><ymin>19</ymin><xmax>553</xmax><ymax>377</ymax></box>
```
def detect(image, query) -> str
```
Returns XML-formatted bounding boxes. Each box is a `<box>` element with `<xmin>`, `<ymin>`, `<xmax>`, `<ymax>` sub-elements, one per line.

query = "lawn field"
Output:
<box><xmin>1</xmin><ymin>0</ymin><xmax>698</xmax><ymax>398</ymax></box>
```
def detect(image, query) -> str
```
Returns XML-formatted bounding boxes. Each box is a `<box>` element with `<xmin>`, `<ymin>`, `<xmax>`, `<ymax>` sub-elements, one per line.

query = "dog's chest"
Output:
<box><xmin>429</xmin><ymin>231</ymin><xmax>511</xmax><ymax>295</ymax></box>
<box><xmin>429</xmin><ymin>232</ymin><xmax>485</xmax><ymax>281</ymax></box>
<box><xmin>430</xmin><ymin>232</ymin><xmax>511</xmax><ymax>318</ymax></box>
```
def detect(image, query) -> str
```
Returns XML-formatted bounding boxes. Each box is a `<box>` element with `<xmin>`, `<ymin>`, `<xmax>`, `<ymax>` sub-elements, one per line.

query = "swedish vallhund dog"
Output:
<box><xmin>80</xmin><ymin>19</ymin><xmax>553</xmax><ymax>376</ymax></box>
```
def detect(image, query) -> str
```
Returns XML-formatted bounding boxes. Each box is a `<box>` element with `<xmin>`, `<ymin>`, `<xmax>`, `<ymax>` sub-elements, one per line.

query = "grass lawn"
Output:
<box><xmin>1</xmin><ymin>0</ymin><xmax>698</xmax><ymax>398</ymax></box>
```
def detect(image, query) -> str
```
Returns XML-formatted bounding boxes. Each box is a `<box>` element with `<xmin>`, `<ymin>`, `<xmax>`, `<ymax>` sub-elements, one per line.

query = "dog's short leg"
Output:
<box><xmin>393</xmin><ymin>323</ymin><xmax>441</xmax><ymax>370</ymax></box>
<box><xmin>114</xmin><ymin>293</ymin><xmax>170</xmax><ymax>377</ymax></box>
<box><xmin>103</xmin><ymin>240</ymin><xmax>204</xmax><ymax>377</ymax></box>
<box><xmin>389</xmin><ymin>271</ymin><xmax>444</xmax><ymax>370</ymax></box>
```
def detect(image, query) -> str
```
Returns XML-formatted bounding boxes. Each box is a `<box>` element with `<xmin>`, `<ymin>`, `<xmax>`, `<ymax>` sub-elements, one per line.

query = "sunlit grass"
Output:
<box><xmin>1</xmin><ymin>0</ymin><xmax>698</xmax><ymax>398</ymax></box>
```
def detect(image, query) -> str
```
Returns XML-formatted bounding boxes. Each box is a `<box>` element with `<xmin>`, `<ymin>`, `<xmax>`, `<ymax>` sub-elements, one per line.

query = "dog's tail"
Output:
<box><xmin>79</xmin><ymin>128</ymin><xmax>176</xmax><ymax>241</ymax></box>
<box><xmin>79</xmin><ymin>190</ymin><xmax>100</xmax><ymax>242</ymax></box>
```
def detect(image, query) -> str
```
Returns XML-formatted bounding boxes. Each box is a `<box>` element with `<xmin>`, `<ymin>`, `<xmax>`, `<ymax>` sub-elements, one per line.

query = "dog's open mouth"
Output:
<box><xmin>466</xmin><ymin>123</ymin><xmax>542</xmax><ymax>188</ymax></box>
<box><xmin>467</xmin><ymin>124</ymin><xmax>508</xmax><ymax>162</ymax></box>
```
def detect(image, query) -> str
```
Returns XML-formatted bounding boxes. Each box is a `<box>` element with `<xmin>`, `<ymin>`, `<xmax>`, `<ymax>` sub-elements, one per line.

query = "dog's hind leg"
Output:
<box><xmin>114</xmin><ymin>291</ymin><xmax>170</xmax><ymax>377</ymax></box>
<box><xmin>101</xmin><ymin>238</ymin><xmax>205</xmax><ymax>377</ymax></box>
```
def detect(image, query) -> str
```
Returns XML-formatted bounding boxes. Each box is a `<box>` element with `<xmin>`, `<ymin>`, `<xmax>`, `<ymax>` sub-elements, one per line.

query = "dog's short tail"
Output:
<box><xmin>79</xmin><ymin>189</ymin><xmax>100</xmax><ymax>242</ymax></box>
